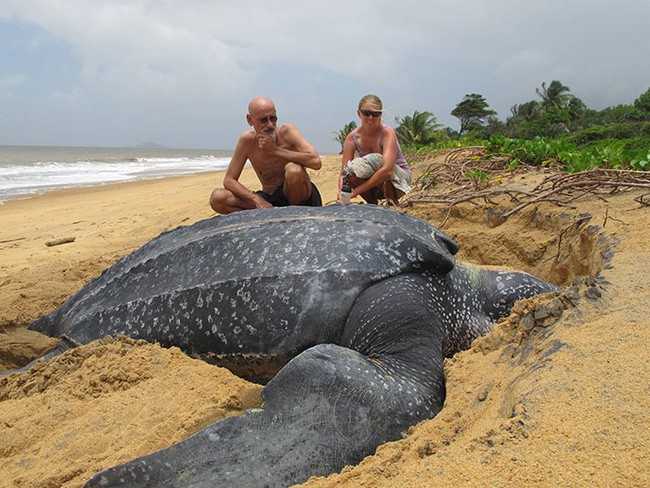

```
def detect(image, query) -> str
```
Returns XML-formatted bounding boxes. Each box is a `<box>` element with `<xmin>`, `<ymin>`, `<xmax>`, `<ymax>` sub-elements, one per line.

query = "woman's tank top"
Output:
<box><xmin>351</xmin><ymin>126</ymin><xmax>411</xmax><ymax>175</ymax></box>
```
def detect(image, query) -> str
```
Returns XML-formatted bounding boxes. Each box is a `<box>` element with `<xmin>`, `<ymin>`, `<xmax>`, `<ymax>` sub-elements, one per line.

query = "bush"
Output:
<box><xmin>486</xmin><ymin>135</ymin><xmax>648</xmax><ymax>172</ymax></box>
<box><xmin>566</xmin><ymin>122</ymin><xmax>644</xmax><ymax>145</ymax></box>
<box><xmin>581</xmin><ymin>136</ymin><xmax>650</xmax><ymax>153</ymax></box>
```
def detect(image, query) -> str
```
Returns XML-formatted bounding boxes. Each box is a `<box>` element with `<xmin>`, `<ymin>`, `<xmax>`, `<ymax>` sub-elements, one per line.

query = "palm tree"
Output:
<box><xmin>510</xmin><ymin>100</ymin><xmax>540</xmax><ymax>121</ymax></box>
<box><xmin>395</xmin><ymin>111</ymin><xmax>441</xmax><ymax>146</ymax></box>
<box><xmin>536</xmin><ymin>80</ymin><xmax>572</xmax><ymax>110</ymax></box>
<box><xmin>332</xmin><ymin>121</ymin><xmax>357</xmax><ymax>154</ymax></box>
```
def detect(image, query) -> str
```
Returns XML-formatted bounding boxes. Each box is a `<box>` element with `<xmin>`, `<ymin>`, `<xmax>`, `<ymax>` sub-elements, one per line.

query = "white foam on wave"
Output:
<box><xmin>0</xmin><ymin>151</ymin><xmax>231</xmax><ymax>203</ymax></box>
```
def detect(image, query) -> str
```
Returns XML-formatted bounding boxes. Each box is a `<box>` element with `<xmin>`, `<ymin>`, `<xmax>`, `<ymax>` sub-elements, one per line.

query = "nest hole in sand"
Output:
<box><xmin>404</xmin><ymin>199</ymin><xmax>612</xmax><ymax>287</ymax></box>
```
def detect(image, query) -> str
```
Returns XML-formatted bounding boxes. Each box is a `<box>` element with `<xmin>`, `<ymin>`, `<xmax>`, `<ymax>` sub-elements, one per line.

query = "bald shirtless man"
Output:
<box><xmin>210</xmin><ymin>96</ymin><xmax>323</xmax><ymax>214</ymax></box>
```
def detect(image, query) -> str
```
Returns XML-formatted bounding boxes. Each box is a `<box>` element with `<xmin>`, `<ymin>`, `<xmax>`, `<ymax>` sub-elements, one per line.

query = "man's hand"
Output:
<box><xmin>252</xmin><ymin>193</ymin><xmax>273</xmax><ymax>209</ymax></box>
<box><xmin>255</xmin><ymin>134</ymin><xmax>278</xmax><ymax>154</ymax></box>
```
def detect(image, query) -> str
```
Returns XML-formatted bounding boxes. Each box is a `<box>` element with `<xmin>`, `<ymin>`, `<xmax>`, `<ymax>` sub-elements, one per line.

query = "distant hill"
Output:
<box><xmin>133</xmin><ymin>142</ymin><xmax>168</xmax><ymax>149</ymax></box>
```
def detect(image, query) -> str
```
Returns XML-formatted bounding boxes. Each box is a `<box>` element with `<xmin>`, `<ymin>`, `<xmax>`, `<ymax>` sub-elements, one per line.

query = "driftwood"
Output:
<box><xmin>45</xmin><ymin>236</ymin><xmax>76</xmax><ymax>247</ymax></box>
<box><xmin>403</xmin><ymin>148</ymin><xmax>650</xmax><ymax>227</ymax></box>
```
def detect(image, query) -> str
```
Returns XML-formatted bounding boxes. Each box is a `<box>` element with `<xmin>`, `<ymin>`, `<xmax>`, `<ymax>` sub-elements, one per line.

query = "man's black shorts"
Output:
<box><xmin>256</xmin><ymin>183</ymin><xmax>322</xmax><ymax>207</ymax></box>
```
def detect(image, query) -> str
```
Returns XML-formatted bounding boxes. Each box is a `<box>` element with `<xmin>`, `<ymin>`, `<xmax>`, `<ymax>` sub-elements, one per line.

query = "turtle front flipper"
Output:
<box><xmin>84</xmin><ymin>276</ymin><xmax>448</xmax><ymax>488</ymax></box>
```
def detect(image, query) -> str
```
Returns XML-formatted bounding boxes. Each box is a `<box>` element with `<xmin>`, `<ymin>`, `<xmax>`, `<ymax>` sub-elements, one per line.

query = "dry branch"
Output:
<box><xmin>404</xmin><ymin>149</ymin><xmax>650</xmax><ymax>227</ymax></box>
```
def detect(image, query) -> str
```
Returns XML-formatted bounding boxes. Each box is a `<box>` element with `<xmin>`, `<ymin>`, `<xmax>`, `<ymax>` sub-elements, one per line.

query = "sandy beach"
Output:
<box><xmin>0</xmin><ymin>153</ymin><xmax>648</xmax><ymax>487</ymax></box>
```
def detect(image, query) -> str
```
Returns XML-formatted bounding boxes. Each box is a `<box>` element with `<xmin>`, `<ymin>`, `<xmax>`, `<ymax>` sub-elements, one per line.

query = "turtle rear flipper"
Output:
<box><xmin>84</xmin><ymin>340</ymin><xmax>445</xmax><ymax>487</ymax></box>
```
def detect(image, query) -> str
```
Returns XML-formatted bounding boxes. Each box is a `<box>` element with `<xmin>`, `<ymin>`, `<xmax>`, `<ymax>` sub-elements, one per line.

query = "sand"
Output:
<box><xmin>0</xmin><ymin>154</ymin><xmax>648</xmax><ymax>487</ymax></box>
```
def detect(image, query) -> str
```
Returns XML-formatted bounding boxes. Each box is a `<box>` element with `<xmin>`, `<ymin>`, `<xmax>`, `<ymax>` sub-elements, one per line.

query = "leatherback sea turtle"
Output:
<box><xmin>28</xmin><ymin>204</ymin><xmax>559</xmax><ymax>487</ymax></box>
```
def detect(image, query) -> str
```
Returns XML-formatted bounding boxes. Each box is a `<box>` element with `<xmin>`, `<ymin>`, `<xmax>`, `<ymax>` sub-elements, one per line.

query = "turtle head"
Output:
<box><xmin>476</xmin><ymin>268</ymin><xmax>561</xmax><ymax>321</ymax></box>
<box><xmin>405</xmin><ymin>228</ymin><xmax>459</xmax><ymax>276</ymax></box>
<box><xmin>432</xmin><ymin>228</ymin><xmax>459</xmax><ymax>256</ymax></box>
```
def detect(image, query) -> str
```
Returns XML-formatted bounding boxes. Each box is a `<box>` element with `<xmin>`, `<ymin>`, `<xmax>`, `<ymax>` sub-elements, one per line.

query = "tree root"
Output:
<box><xmin>403</xmin><ymin>148</ymin><xmax>650</xmax><ymax>227</ymax></box>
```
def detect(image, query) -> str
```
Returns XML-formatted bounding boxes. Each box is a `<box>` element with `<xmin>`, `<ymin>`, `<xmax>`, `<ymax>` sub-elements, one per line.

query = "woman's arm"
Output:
<box><xmin>350</xmin><ymin>127</ymin><xmax>397</xmax><ymax>197</ymax></box>
<box><xmin>340</xmin><ymin>133</ymin><xmax>356</xmax><ymax>190</ymax></box>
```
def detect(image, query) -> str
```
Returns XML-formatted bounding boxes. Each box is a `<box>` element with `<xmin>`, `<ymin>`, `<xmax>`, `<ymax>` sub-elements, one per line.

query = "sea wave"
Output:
<box><xmin>0</xmin><ymin>148</ymin><xmax>232</xmax><ymax>203</ymax></box>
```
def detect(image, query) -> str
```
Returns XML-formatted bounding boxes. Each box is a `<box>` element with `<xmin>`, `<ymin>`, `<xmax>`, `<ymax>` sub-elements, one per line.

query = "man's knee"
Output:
<box><xmin>284</xmin><ymin>162</ymin><xmax>309</xmax><ymax>184</ymax></box>
<box><xmin>283</xmin><ymin>163</ymin><xmax>317</xmax><ymax>205</ymax></box>
<box><xmin>210</xmin><ymin>188</ymin><xmax>229</xmax><ymax>213</ymax></box>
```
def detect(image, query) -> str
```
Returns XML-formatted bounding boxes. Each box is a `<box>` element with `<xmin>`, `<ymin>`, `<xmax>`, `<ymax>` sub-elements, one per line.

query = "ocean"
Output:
<box><xmin>0</xmin><ymin>145</ymin><xmax>233</xmax><ymax>204</ymax></box>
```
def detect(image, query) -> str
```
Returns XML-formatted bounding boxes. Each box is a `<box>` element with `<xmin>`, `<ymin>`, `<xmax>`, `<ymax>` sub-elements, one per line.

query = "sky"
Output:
<box><xmin>1</xmin><ymin>0</ymin><xmax>648</xmax><ymax>154</ymax></box>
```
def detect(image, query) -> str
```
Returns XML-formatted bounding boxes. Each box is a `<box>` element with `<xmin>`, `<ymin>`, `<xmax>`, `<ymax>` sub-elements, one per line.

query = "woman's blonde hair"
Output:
<box><xmin>358</xmin><ymin>94</ymin><xmax>383</xmax><ymax>110</ymax></box>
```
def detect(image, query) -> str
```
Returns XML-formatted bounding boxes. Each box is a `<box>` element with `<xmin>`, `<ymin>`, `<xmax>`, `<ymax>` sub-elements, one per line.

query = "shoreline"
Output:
<box><xmin>0</xmin><ymin>170</ymin><xmax>224</xmax><ymax>208</ymax></box>
<box><xmin>0</xmin><ymin>154</ymin><xmax>341</xmax><ymax>216</ymax></box>
<box><xmin>0</xmin><ymin>156</ymin><xmax>340</xmax><ymax>207</ymax></box>
<box><xmin>0</xmin><ymin>169</ymin><xmax>226</xmax><ymax>206</ymax></box>
<box><xmin>0</xmin><ymin>145</ymin><xmax>236</xmax><ymax>205</ymax></box>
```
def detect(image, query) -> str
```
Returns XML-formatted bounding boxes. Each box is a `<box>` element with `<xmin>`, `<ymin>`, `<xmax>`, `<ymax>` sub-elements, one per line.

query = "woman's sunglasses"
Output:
<box><xmin>360</xmin><ymin>109</ymin><xmax>382</xmax><ymax>117</ymax></box>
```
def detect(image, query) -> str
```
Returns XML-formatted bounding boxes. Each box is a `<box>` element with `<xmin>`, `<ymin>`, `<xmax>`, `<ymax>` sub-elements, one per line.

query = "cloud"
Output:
<box><xmin>1</xmin><ymin>0</ymin><xmax>649</xmax><ymax>150</ymax></box>
<box><xmin>6</xmin><ymin>2</ymin><xmax>252</xmax><ymax>111</ymax></box>
<box><xmin>0</xmin><ymin>73</ymin><xmax>26</xmax><ymax>90</ymax></box>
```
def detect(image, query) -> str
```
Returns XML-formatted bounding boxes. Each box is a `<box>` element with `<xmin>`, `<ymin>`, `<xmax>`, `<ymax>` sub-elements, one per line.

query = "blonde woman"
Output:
<box><xmin>340</xmin><ymin>94</ymin><xmax>412</xmax><ymax>204</ymax></box>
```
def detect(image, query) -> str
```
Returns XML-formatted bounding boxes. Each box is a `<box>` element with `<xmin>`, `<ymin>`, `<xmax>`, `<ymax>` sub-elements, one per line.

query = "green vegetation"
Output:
<box><xmin>450</xmin><ymin>94</ymin><xmax>496</xmax><ymax>139</ymax></box>
<box><xmin>332</xmin><ymin>121</ymin><xmax>357</xmax><ymax>154</ymax></box>
<box><xmin>394</xmin><ymin>111</ymin><xmax>443</xmax><ymax>146</ymax></box>
<box><xmin>486</xmin><ymin>135</ymin><xmax>650</xmax><ymax>172</ymax></box>
<box><xmin>333</xmin><ymin>82</ymin><xmax>650</xmax><ymax>171</ymax></box>
<box><xmin>463</xmin><ymin>169</ymin><xmax>491</xmax><ymax>187</ymax></box>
